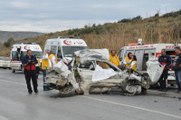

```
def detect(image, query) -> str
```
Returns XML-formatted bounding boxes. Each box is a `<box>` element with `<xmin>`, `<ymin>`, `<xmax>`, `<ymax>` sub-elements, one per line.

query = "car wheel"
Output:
<box><xmin>59</xmin><ymin>84</ymin><xmax>75</xmax><ymax>97</ymax></box>
<box><xmin>121</xmin><ymin>78</ymin><xmax>141</xmax><ymax>95</ymax></box>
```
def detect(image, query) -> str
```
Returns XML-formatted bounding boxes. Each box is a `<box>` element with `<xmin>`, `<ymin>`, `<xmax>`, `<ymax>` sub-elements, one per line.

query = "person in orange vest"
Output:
<box><xmin>22</xmin><ymin>49</ymin><xmax>38</xmax><ymax>94</ymax></box>
<box><xmin>109</xmin><ymin>50</ymin><xmax>120</xmax><ymax>67</ymax></box>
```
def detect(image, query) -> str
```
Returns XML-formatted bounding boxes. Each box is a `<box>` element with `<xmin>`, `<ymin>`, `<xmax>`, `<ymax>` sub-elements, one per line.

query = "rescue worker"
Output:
<box><xmin>130</xmin><ymin>55</ymin><xmax>137</xmax><ymax>72</ymax></box>
<box><xmin>42</xmin><ymin>49</ymin><xmax>56</xmax><ymax>82</ymax></box>
<box><xmin>48</xmin><ymin>50</ymin><xmax>57</xmax><ymax>68</ymax></box>
<box><xmin>173</xmin><ymin>46</ymin><xmax>181</xmax><ymax>93</ymax></box>
<box><xmin>123</xmin><ymin>52</ymin><xmax>133</xmax><ymax>68</ymax></box>
<box><xmin>158</xmin><ymin>49</ymin><xmax>171</xmax><ymax>91</ymax></box>
<box><xmin>109</xmin><ymin>50</ymin><xmax>120</xmax><ymax>67</ymax></box>
<box><xmin>41</xmin><ymin>49</ymin><xmax>51</xmax><ymax>82</ymax></box>
<box><xmin>22</xmin><ymin>49</ymin><xmax>38</xmax><ymax>94</ymax></box>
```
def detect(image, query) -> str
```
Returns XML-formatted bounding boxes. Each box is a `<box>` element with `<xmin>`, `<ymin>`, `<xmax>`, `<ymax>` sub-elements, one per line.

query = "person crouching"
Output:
<box><xmin>22</xmin><ymin>49</ymin><xmax>38</xmax><ymax>94</ymax></box>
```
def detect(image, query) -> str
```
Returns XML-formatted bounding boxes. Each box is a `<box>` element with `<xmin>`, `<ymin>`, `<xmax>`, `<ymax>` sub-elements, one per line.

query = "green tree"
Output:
<box><xmin>4</xmin><ymin>37</ymin><xmax>14</xmax><ymax>47</ymax></box>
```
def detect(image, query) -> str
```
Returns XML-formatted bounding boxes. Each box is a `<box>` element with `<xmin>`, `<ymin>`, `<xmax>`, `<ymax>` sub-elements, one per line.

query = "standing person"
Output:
<box><xmin>41</xmin><ymin>49</ymin><xmax>51</xmax><ymax>82</ymax></box>
<box><xmin>173</xmin><ymin>46</ymin><xmax>181</xmax><ymax>93</ymax></box>
<box><xmin>123</xmin><ymin>52</ymin><xmax>133</xmax><ymax>68</ymax></box>
<box><xmin>48</xmin><ymin>51</ymin><xmax>57</xmax><ymax>68</ymax></box>
<box><xmin>109</xmin><ymin>50</ymin><xmax>120</xmax><ymax>67</ymax></box>
<box><xmin>22</xmin><ymin>49</ymin><xmax>38</xmax><ymax>94</ymax></box>
<box><xmin>158</xmin><ymin>49</ymin><xmax>171</xmax><ymax>91</ymax></box>
<box><xmin>15</xmin><ymin>47</ymin><xmax>22</xmax><ymax>61</ymax></box>
<box><xmin>130</xmin><ymin>55</ymin><xmax>137</xmax><ymax>72</ymax></box>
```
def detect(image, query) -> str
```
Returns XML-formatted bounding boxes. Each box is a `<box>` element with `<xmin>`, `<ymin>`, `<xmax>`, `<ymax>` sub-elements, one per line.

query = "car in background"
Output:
<box><xmin>0</xmin><ymin>57</ymin><xmax>11</xmax><ymax>69</ymax></box>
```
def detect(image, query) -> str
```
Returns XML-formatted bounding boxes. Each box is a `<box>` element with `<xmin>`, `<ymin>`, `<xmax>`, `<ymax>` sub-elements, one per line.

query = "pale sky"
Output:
<box><xmin>0</xmin><ymin>0</ymin><xmax>180</xmax><ymax>33</ymax></box>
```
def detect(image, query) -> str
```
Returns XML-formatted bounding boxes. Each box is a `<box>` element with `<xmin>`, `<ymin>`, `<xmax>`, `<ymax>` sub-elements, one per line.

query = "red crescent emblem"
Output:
<box><xmin>24</xmin><ymin>46</ymin><xmax>27</xmax><ymax>50</ymax></box>
<box><xmin>63</xmin><ymin>40</ymin><xmax>72</xmax><ymax>45</ymax></box>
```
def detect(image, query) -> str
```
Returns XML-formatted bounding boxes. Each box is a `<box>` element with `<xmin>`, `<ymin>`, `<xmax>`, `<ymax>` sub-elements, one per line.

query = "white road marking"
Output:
<box><xmin>83</xmin><ymin>96</ymin><xmax>181</xmax><ymax>119</ymax></box>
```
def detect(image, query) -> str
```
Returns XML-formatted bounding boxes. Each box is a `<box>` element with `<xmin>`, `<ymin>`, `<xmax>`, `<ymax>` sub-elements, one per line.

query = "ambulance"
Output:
<box><xmin>43</xmin><ymin>37</ymin><xmax>88</xmax><ymax>63</ymax></box>
<box><xmin>10</xmin><ymin>43</ymin><xmax>42</xmax><ymax>73</ymax></box>
<box><xmin>119</xmin><ymin>39</ymin><xmax>176</xmax><ymax>85</ymax></box>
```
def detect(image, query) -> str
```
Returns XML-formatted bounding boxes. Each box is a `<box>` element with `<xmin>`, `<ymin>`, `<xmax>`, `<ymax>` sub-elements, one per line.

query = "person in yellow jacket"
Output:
<box><xmin>123</xmin><ymin>52</ymin><xmax>133</xmax><ymax>68</ymax></box>
<box><xmin>41</xmin><ymin>49</ymin><xmax>57</xmax><ymax>82</ymax></box>
<box><xmin>48</xmin><ymin>52</ymin><xmax>57</xmax><ymax>68</ymax></box>
<box><xmin>109</xmin><ymin>50</ymin><xmax>120</xmax><ymax>67</ymax></box>
<box><xmin>130</xmin><ymin>55</ymin><xmax>137</xmax><ymax>72</ymax></box>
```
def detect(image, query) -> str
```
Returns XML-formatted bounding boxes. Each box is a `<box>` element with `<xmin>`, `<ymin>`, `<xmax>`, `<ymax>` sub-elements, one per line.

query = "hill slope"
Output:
<box><xmin>0</xmin><ymin>31</ymin><xmax>43</xmax><ymax>43</ymax></box>
<box><xmin>1</xmin><ymin>9</ymin><xmax>181</xmax><ymax>56</ymax></box>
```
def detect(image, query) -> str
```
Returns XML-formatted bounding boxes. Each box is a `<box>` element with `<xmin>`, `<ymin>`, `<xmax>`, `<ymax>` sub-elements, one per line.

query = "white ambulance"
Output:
<box><xmin>10</xmin><ymin>43</ymin><xmax>42</xmax><ymax>73</ymax></box>
<box><xmin>44</xmin><ymin>37</ymin><xmax>88</xmax><ymax>63</ymax></box>
<box><xmin>119</xmin><ymin>41</ymin><xmax>176</xmax><ymax>85</ymax></box>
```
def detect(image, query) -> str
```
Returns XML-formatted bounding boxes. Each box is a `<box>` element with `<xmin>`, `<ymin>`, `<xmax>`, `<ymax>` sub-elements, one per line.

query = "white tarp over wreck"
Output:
<box><xmin>92</xmin><ymin>65</ymin><xmax>117</xmax><ymax>82</ymax></box>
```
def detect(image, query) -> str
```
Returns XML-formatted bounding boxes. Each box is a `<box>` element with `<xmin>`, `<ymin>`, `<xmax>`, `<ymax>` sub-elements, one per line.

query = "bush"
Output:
<box><xmin>162</xmin><ymin>9</ymin><xmax>181</xmax><ymax>18</ymax></box>
<box><xmin>118</xmin><ymin>18</ymin><xmax>132</xmax><ymax>23</ymax></box>
<box><xmin>4</xmin><ymin>37</ymin><xmax>14</xmax><ymax>47</ymax></box>
<box><xmin>131</xmin><ymin>16</ymin><xmax>142</xmax><ymax>21</ymax></box>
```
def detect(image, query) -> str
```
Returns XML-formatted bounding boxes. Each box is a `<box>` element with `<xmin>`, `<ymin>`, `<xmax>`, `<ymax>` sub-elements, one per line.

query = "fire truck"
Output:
<box><xmin>119</xmin><ymin>40</ymin><xmax>176</xmax><ymax>85</ymax></box>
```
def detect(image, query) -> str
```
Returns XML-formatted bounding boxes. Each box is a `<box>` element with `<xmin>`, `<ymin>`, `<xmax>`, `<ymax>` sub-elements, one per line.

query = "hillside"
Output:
<box><xmin>0</xmin><ymin>9</ymin><xmax>181</xmax><ymax>56</ymax></box>
<box><xmin>0</xmin><ymin>31</ymin><xmax>43</xmax><ymax>43</ymax></box>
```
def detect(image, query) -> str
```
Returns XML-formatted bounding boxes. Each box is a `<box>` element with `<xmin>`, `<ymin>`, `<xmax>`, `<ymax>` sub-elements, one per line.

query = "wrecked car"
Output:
<box><xmin>45</xmin><ymin>49</ymin><xmax>150</xmax><ymax>96</ymax></box>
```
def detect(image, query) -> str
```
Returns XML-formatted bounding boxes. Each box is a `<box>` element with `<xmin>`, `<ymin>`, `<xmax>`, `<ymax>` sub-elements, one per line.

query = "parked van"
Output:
<box><xmin>10</xmin><ymin>43</ymin><xmax>42</xmax><ymax>73</ymax></box>
<box><xmin>44</xmin><ymin>37</ymin><xmax>88</xmax><ymax>63</ymax></box>
<box><xmin>119</xmin><ymin>40</ymin><xmax>176</xmax><ymax>85</ymax></box>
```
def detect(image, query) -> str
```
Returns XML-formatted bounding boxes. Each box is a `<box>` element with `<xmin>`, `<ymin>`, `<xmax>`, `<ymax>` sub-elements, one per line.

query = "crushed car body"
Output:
<box><xmin>45</xmin><ymin>49</ymin><xmax>152</xmax><ymax>96</ymax></box>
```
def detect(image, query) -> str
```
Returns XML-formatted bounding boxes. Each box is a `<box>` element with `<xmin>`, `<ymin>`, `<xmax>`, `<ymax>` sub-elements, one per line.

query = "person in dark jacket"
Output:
<box><xmin>158</xmin><ymin>49</ymin><xmax>171</xmax><ymax>91</ymax></box>
<box><xmin>173</xmin><ymin>46</ymin><xmax>181</xmax><ymax>93</ymax></box>
<box><xmin>22</xmin><ymin>49</ymin><xmax>38</xmax><ymax>94</ymax></box>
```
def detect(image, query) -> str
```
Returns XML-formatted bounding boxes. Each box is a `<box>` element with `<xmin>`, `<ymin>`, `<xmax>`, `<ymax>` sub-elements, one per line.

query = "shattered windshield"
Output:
<box><xmin>62</xmin><ymin>46</ymin><xmax>87</xmax><ymax>57</ymax></box>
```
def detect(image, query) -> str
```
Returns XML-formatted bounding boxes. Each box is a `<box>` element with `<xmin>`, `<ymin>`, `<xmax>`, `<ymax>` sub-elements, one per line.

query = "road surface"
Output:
<box><xmin>0</xmin><ymin>69</ymin><xmax>181</xmax><ymax>120</ymax></box>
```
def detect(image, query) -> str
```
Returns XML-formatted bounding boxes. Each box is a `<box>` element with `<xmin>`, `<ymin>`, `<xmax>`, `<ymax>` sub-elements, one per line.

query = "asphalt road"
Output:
<box><xmin>0</xmin><ymin>69</ymin><xmax>181</xmax><ymax>120</ymax></box>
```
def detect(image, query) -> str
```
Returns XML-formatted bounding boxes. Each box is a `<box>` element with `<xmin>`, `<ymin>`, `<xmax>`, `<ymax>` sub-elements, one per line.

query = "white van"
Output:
<box><xmin>44</xmin><ymin>37</ymin><xmax>88</xmax><ymax>63</ymax></box>
<box><xmin>119</xmin><ymin>41</ymin><xmax>176</xmax><ymax>85</ymax></box>
<box><xmin>10</xmin><ymin>43</ymin><xmax>42</xmax><ymax>73</ymax></box>
<box><xmin>0</xmin><ymin>57</ymin><xmax>11</xmax><ymax>69</ymax></box>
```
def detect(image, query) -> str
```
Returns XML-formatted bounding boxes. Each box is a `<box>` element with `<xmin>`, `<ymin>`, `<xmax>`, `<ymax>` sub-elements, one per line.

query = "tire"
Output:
<box><xmin>121</xmin><ymin>79</ymin><xmax>140</xmax><ymax>95</ymax></box>
<box><xmin>12</xmin><ymin>69</ymin><xmax>15</xmax><ymax>73</ymax></box>
<box><xmin>58</xmin><ymin>84</ymin><xmax>75</xmax><ymax>97</ymax></box>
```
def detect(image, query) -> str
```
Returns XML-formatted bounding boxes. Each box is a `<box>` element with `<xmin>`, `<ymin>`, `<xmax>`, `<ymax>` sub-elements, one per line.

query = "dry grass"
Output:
<box><xmin>1</xmin><ymin>12</ymin><xmax>181</xmax><ymax>57</ymax></box>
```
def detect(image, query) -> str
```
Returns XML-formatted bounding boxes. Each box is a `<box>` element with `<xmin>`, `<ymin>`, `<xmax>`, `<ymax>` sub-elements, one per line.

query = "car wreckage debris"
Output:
<box><xmin>45</xmin><ymin>49</ymin><xmax>160</xmax><ymax>96</ymax></box>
